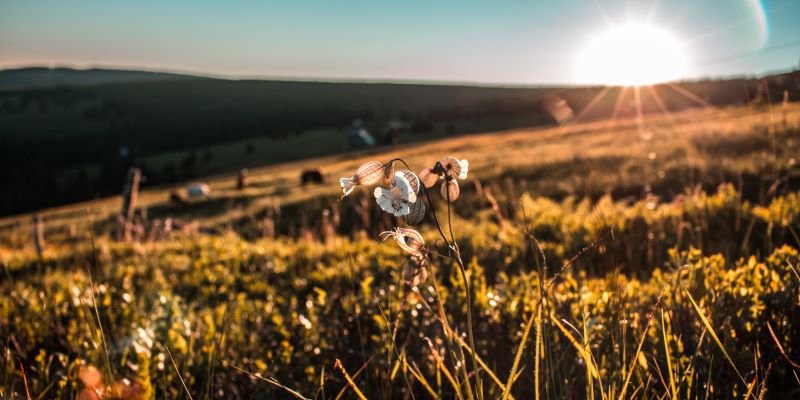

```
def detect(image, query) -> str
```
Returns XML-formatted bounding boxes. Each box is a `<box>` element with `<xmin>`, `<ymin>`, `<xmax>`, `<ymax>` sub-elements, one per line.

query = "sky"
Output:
<box><xmin>0</xmin><ymin>0</ymin><xmax>799</xmax><ymax>85</ymax></box>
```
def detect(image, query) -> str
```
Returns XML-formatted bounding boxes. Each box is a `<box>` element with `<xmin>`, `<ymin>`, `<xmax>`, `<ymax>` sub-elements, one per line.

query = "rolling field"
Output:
<box><xmin>2</xmin><ymin>103</ymin><xmax>800</xmax><ymax>398</ymax></box>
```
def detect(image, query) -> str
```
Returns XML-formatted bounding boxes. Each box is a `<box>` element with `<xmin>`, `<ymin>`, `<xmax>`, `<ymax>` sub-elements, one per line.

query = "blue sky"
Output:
<box><xmin>0</xmin><ymin>0</ymin><xmax>798</xmax><ymax>85</ymax></box>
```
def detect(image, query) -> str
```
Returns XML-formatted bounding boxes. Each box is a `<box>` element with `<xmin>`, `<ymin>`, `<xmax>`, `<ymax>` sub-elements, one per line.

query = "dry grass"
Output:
<box><xmin>1</xmin><ymin>102</ymin><xmax>799</xmax><ymax>398</ymax></box>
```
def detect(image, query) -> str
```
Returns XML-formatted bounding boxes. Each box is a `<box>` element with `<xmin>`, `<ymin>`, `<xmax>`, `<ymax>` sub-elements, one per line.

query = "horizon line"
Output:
<box><xmin>0</xmin><ymin>62</ymin><xmax>796</xmax><ymax>89</ymax></box>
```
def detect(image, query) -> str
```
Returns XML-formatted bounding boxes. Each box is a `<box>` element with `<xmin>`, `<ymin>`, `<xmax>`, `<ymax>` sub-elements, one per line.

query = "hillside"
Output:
<box><xmin>0</xmin><ymin>67</ymin><xmax>199</xmax><ymax>89</ymax></box>
<box><xmin>0</xmin><ymin>67</ymin><xmax>798</xmax><ymax>217</ymax></box>
<box><xmin>3</xmin><ymin>102</ymin><xmax>798</xmax><ymax>243</ymax></box>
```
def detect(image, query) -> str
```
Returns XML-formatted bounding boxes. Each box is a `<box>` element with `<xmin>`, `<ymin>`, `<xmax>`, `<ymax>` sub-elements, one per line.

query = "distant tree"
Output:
<box><xmin>203</xmin><ymin>151</ymin><xmax>213</xmax><ymax>163</ymax></box>
<box><xmin>245</xmin><ymin>142</ymin><xmax>255</xmax><ymax>154</ymax></box>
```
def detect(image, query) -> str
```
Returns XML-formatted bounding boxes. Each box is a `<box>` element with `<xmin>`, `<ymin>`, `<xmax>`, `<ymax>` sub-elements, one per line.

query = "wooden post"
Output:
<box><xmin>33</xmin><ymin>214</ymin><xmax>45</xmax><ymax>258</ymax></box>
<box><xmin>783</xmin><ymin>90</ymin><xmax>789</xmax><ymax>132</ymax></box>
<box><xmin>262</xmin><ymin>196</ymin><xmax>280</xmax><ymax>238</ymax></box>
<box><xmin>321</xmin><ymin>209</ymin><xmax>334</xmax><ymax>245</ymax></box>
<box><xmin>237</xmin><ymin>168</ymin><xmax>249</xmax><ymax>190</ymax></box>
<box><xmin>121</xmin><ymin>167</ymin><xmax>142</xmax><ymax>240</ymax></box>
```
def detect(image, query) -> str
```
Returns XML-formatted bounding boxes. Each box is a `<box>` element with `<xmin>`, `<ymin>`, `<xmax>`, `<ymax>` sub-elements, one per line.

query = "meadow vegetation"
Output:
<box><xmin>1</xmin><ymin>103</ymin><xmax>799</xmax><ymax>398</ymax></box>
<box><xmin>1</xmin><ymin>66</ymin><xmax>794</xmax><ymax>216</ymax></box>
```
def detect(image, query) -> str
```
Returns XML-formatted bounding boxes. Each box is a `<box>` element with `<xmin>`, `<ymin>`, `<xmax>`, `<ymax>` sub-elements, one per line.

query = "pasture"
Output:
<box><xmin>2</xmin><ymin>102</ymin><xmax>800</xmax><ymax>398</ymax></box>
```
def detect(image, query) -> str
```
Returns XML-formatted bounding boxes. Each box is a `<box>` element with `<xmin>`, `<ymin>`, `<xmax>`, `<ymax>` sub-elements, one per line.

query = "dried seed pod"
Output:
<box><xmin>339</xmin><ymin>160</ymin><xmax>384</xmax><ymax>197</ymax></box>
<box><xmin>354</xmin><ymin>161</ymin><xmax>384</xmax><ymax>185</ymax></box>
<box><xmin>439</xmin><ymin>156</ymin><xmax>462</xmax><ymax>179</ymax></box>
<box><xmin>441</xmin><ymin>179</ymin><xmax>460</xmax><ymax>202</ymax></box>
<box><xmin>380</xmin><ymin>227</ymin><xmax>426</xmax><ymax>254</ymax></box>
<box><xmin>381</xmin><ymin>162</ymin><xmax>396</xmax><ymax>187</ymax></box>
<box><xmin>418</xmin><ymin>167</ymin><xmax>438</xmax><ymax>188</ymax></box>
<box><xmin>404</xmin><ymin>197</ymin><xmax>426</xmax><ymax>225</ymax></box>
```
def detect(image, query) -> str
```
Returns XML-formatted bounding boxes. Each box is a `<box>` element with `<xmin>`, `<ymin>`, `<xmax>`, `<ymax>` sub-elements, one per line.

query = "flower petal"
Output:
<box><xmin>441</xmin><ymin>179</ymin><xmax>460</xmax><ymax>202</ymax></box>
<box><xmin>457</xmin><ymin>159</ymin><xmax>469</xmax><ymax>180</ymax></box>
<box><xmin>339</xmin><ymin>177</ymin><xmax>356</xmax><ymax>196</ymax></box>
<box><xmin>355</xmin><ymin>161</ymin><xmax>384</xmax><ymax>185</ymax></box>
<box><xmin>392</xmin><ymin>172</ymin><xmax>415</xmax><ymax>203</ymax></box>
<box><xmin>375</xmin><ymin>186</ymin><xmax>410</xmax><ymax>216</ymax></box>
<box><xmin>374</xmin><ymin>187</ymin><xmax>392</xmax><ymax>212</ymax></box>
<box><xmin>392</xmin><ymin>202</ymin><xmax>411</xmax><ymax>217</ymax></box>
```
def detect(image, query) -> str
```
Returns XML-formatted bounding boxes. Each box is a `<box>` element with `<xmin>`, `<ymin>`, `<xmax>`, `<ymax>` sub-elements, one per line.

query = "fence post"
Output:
<box><xmin>33</xmin><ymin>214</ymin><xmax>45</xmax><ymax>258</ymax></box>
<box><xmin>237</xmin><ymin>168</ymin><xmax>249</xmax><ymax>190</ymax></box>
<box><xmin>783</xmin><ymin>90</ymin><xmax>789</xmax><ymax>132</ymax></box>
<box><xmin>121</xmin><ymin>167</ymin><xmax>142</xmax><ymax>240</ymax></box>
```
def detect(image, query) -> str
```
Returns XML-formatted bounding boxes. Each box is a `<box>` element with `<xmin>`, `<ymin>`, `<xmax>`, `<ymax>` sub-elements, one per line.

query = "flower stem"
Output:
<box><xmin>387</xmin><ymin>157</ymin><xmax>482</xmax><ymax>398</ymax></box>
<box><xmin>447</xmin><ymin>189</ymin><xmax>484</xmax><ymax>400</ymax></box>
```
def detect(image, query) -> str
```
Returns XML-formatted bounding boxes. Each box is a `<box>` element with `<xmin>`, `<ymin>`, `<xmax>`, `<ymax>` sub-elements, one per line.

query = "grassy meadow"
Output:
<box><xmin>2</xmin><ymin>102</ymin><xmax>800</xmax><ymax>398</ymax></box>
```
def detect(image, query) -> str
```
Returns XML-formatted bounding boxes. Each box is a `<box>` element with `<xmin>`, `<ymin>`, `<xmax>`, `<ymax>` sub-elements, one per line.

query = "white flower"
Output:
<box><xmin>374</xmin><ymin>171</ymin><xmax>417</xmax><ymax>216</ymax></box>
<box><xmin>338</xmin><ymin>177</ymin><xmax>358</xmax><ymax>197</ymax></box>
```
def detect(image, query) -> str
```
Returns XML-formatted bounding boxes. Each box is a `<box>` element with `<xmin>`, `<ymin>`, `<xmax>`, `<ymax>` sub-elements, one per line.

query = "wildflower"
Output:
<box><xmin>374</xmin><ymin>171</ymin><xmax>418</xmax><ymax>216</ymax></box>
<box><xmin>393</xmin><ymin>169</ymin><xmax>425</xmax><ymax>224</ymax></box>
<box><xmin>339</xmin><ymin>160</ymin><xmax>384</xmax><ymax>198</ymax></box>
<box><xmin>419</xmin><ymin>156</ymin><xmax>468</xmax><ymax>202</ymax></box>
<box><xmin>380</xmin><ymin>227</ymin><xmax>426</xmax><ymax>255</ymax></box>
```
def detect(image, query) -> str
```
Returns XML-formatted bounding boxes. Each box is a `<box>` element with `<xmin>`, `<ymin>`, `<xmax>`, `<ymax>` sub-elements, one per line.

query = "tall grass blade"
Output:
<box><xmin>164</xmin><ymin>345</ymin><xmax>194</xmax><ymax>400</ymax></box>
<box><xmin>661</xmin><ymin>310</ymin><xmax>678</xmax><ymax>400</ymax></box>
<box><xmin>407</xmin><ymin>361</ymin><xmax>439</xmax><ymax>399</ymax></box>
<box><xmin>333</xmin><ymin>356</ymin><xmax>374</xmax><ymax>400</ymax></box>
<box><xmin>535</xmin><ymin>305</ymin><xmax>543</xmax><ymax>400</ymax></box>
<box><xmin>17</xmin><ymin>359</ymin><xmax>31</xmax><ymax>400</ymax></box>
<box><xmin>226</xmin><ymin>362</ymin><xmax>310</xmax><ymax>400</ymax></box>
<box><xmin>425</xmin><ymin>338</ymin><xmax>464</xmax><ymax>399</ymax></box>
<box><xmin>334</xmin><ymin>359</ymin><xmax>368</xmax><ymax>400</ymax></box>
<box><xmin>500</xmin><ymin>299</ymin><xmax>538</xmax><ymax>400</ymax></box>
<box><xmin>549</xmin><ymin>313</ymin><xmax>599</xmax><ymax>379</ymax></box>
<box><xmin>683</xmin><ymin>288</ymin><xmax>751</xmax><ymax>393</ymax></box>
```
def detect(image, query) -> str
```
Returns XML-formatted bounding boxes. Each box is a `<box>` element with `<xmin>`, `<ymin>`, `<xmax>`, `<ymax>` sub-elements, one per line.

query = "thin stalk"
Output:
<box><xmin>446</xmin><ymin>181</ymin><xmax>483</xmax><ymax>400</ymax></box>
<box><xmin>386</xmin><ymin>157</ymin><xmax>481</xmax><ymax>398</ymax></box>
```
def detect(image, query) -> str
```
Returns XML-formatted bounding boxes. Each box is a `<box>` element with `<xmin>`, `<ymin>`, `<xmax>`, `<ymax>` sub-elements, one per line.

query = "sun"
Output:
<box><xmin>575</xmin><ymin>23</ymin><xmax>689</xmax><ymax>86</ymax></box>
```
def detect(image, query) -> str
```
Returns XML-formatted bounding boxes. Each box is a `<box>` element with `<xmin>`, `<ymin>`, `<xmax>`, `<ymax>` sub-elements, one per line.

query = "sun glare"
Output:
<box><xmin>575</xmin><ymin>24</ymin><xmax>689</xmax><ymax>86</ymax></box>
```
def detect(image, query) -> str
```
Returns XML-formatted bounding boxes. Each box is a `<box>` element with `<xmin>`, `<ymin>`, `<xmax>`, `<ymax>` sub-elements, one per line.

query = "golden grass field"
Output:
<box><xmin>3</xmin><ymin>103</ymin><xmax>797</xmax><ymax>241</ymax></box>
<box><xmin>1</xmin><ymin>102</ymin><xmax>799</xmax><ymax>399</ymax></box>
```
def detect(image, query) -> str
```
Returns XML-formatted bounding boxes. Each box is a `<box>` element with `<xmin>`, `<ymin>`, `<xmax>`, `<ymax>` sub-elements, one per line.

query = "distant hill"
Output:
<box><xmin>0</xmin><ymin>67</ymin><xmax>200</xmax><ymax>89</ymax></box>
<box><xmin>0</xmin><ymin>66</ymin><xmax>798</xmax><ymax>216</ymax></box>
